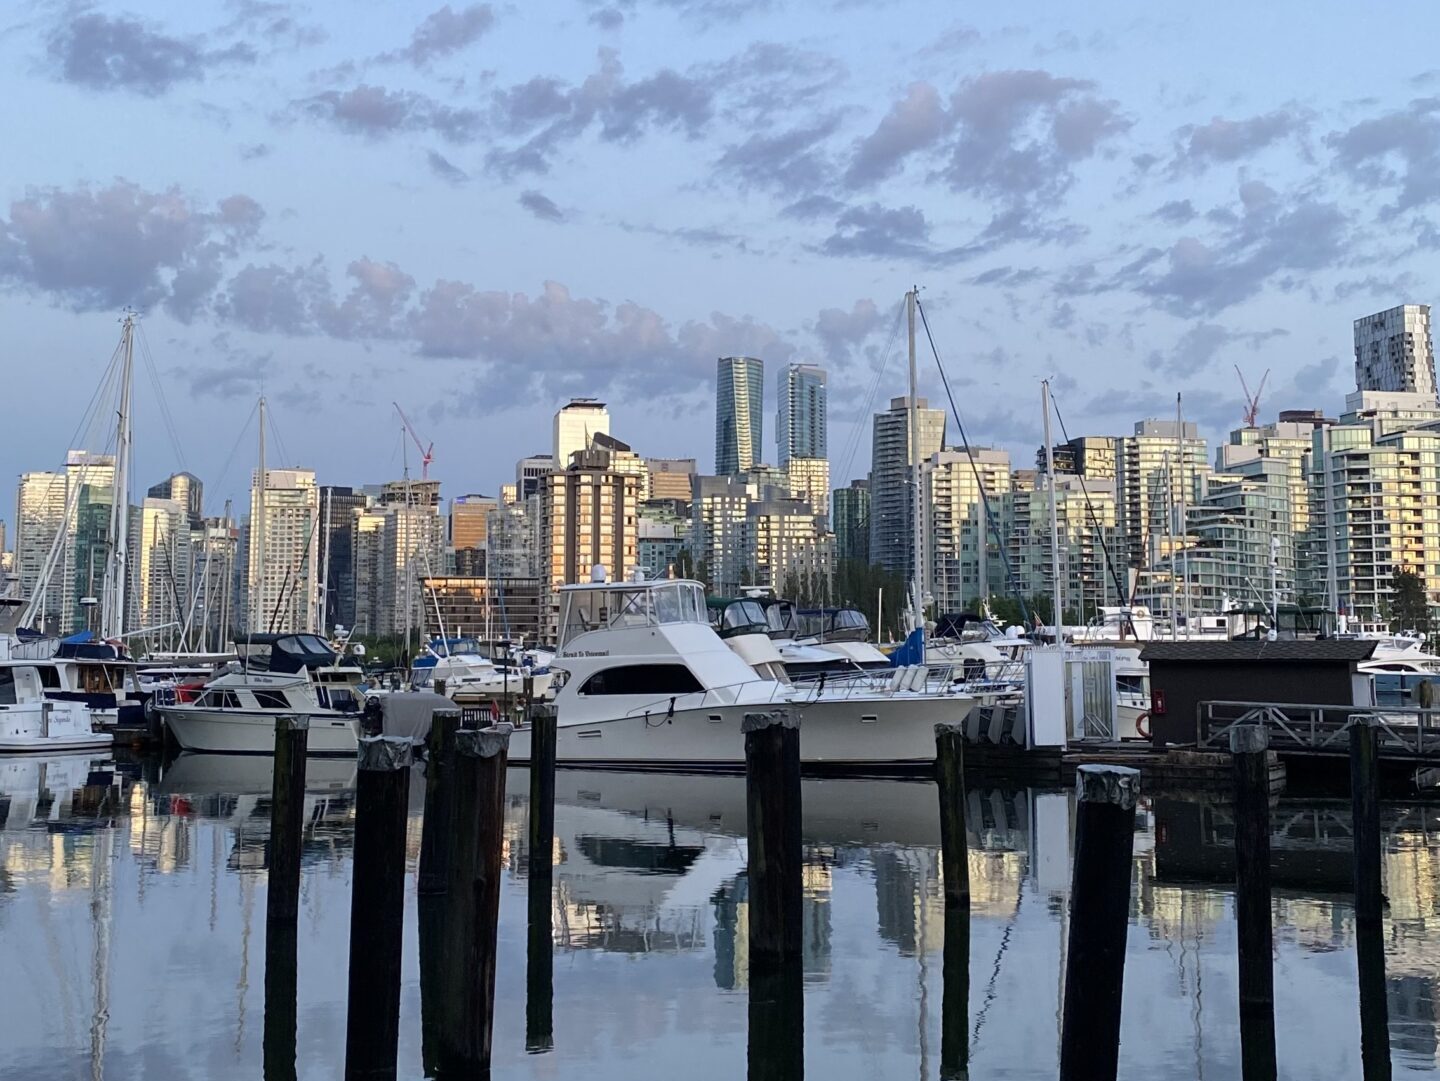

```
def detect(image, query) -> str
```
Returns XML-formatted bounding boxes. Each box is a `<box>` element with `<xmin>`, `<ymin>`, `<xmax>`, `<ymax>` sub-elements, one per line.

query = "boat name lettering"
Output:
<box><xmin>575</xmin><ymin>650</ymin><xmax>610</xmax><ymax>657</ymax></box>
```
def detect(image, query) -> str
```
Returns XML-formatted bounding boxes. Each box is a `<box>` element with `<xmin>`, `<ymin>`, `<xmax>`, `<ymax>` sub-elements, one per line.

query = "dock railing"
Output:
<box><xmin>1197</xmin><ymin>700</ymin><xmax>1440</xmax><ymax>758</ymax></box>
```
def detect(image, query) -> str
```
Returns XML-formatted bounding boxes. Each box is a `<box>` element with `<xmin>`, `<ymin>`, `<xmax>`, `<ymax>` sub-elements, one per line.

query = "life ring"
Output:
<box><xmin>1134</xmin><ymin>712</ymin><xmax>1151</xmax><ymax>740</ymax></box>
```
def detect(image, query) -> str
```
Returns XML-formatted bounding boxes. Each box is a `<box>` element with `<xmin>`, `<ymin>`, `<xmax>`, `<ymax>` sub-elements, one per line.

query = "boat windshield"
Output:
<box><xmin>714</xmin><ymin>600</ymin><xmax>768</xmax><ymax>636</ymax></box>
<box><xmin>559</xmin><ymin>582</ymin><xmax>707</xmax><ymax>646</ymax></box>
<box><xmin>765</xmin><ymin>601</ymin><xmax>797</xmax><ymax>638</ymax></box>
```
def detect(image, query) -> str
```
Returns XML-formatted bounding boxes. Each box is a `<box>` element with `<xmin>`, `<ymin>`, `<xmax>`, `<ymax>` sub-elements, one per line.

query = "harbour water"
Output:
<box><xmin>2</xmin><ymin>753</ymin><xmax>1438</xmax><ymax>1079</ymax></box>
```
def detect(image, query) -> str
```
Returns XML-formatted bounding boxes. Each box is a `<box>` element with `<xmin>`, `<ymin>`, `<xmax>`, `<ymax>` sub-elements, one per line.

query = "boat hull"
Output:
<box><xmin>0</xmin><ymin>731</ymin><xmax>114</xmax><ymax>753</ymax></box>
<box><xmin>159</xmin><ymin>707</ymin><xmax>359</xmax><ymax>755</ymax></box>
<box><xmin>507</xmin><ymin>693</ymin><xmax>972</xmax><ymax>770</ymax></box>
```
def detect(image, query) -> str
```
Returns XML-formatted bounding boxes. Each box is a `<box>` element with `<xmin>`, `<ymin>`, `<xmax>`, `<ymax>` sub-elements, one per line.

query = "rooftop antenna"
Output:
<box><xmin>1235</xmin><ymin>365</ymin><xmax>1271</xmax><ymax>428</ymax></box>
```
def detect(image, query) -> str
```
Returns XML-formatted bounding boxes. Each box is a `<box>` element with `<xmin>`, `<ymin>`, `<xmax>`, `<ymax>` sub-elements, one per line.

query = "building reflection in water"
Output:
<box><xmin>10</xmin><ymin>755</ymin><xmax>1440</xmax><ymax>1079</ymax></box>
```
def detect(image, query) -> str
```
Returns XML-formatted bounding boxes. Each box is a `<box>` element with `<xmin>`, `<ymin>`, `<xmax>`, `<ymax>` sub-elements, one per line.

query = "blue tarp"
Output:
<box><xmin>888</xmin><ymin>627</ymin><xmax>925</xmax><ymax>667</ymax></box>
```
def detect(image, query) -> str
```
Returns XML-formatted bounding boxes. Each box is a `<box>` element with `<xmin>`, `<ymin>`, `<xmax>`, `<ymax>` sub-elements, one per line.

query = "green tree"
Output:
<box><xmin>1388</xmin><ymin>568</ymin><xmax>1432</xmax><ymax>636</ymax></box>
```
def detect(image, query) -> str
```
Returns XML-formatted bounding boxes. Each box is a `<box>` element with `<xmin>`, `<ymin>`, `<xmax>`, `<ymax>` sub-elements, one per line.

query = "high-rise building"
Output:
<box><xmin>690</xmin><ymin>475</ymin><xmax>751</xmax><ymax>593</ymax></box>
<box><xmin>1115</xmin><ymin>420</ymin><xmax>1209</xmax><ymax>570</ymax></box>
<box><xmin>377</xmin><ymin>501</ymin><xmax>446</xmax><ymax>637</ymax></box>
<box><xmin>319</xmin><ymin>486</ymin><xmax>366</xmax><ymax>631</ymax></box>
<box><xmin>1354</xmin><ymin>304</ymin><xmax>1435</xmax><ymax>397</ymax></box>
<box><xmin>350</xmin><ymin>504</ymin><xmax>388</xmax><ymax>636</ymax></box>
<box><xmin>553</xmin><ymin>400</ymin><xmax>609</xmax><ymax>470</ymax></box>
<box><xmin>776</xmin><ymin>363</ymin><xmax>827</xmax><ymax>466</ymax></box>
<box><xmin>868</xmin><ymin>396</ymin><xmax>945</xmax><ymax>583</ymax></box>
<box><xmin>1045</xmin><ymin>436</ymin><xmax>1117</xmax><ymax>478</ymax></box>
<box><xmin>147</xmin><ymin>472</ymin><xmax>203</xmax><ymax>528</ymax></box>
<box><xmin>645</xmin><ymin>458</ymin><xmax>697</xmax><ymax>504</ymax></box>
<box><xmin>246</xmin><ymin>467</ymin><xmax>320</xmax><ymax>633</ymax></box>
<box><xmin>924</xmin><ymin>448</ymin><xmax>1012</xmax><ymax>613</ymax></box>
<box><xmin>743</xmin><ymin>495</ymin><xmax>832</xmax><ymax>592</ymax></box>
<box><xmin>785</xmin><ymin>458</ymin><xmax>830</xmax><ymax>518</ymax></box>
<box><xmin>1215</xmin><ymin>418</ymin><xmax>1317</xmax><ymax>601</ymax></box>
<box><xmin>638</xmin><ymin>504</ymin><xmax>688</xmax><ymax>580</ymax></box>
<box><xmin>516</xmin><ymin>455</ymin><xmax>556</xmax><ymax>500</ymax></box>
<box><xmin>1308</xmin><ymin>389</ymin><xmax>1440</xmax><ymax>623</ymax></box>
<box><xmin>539</xmin><ymin>446</ymin><xmax>642</xmax><ymax>635</ymax></box>
<box><xmin>1009</xmin><ymin>474</ymin><xmax>1120</xmax><ymax>621</ymax></box>
<box><xmin>486</xmin><ymin>500</ymin><xmax>538</xmax><ymax>579</ymax></box>
<box><xmin>592</xmin><ymin>433</ymin><xmax>650</xmax><ymax>501</ymax></box>
<box><xmin>715</xmin><ymin>356</ymin><xmax>764</xmax><ymax>476</ymax></box>
<box><xmin>451</xmin><ymin>494</ymin><xmax>497</xmax><ymax>551</ymax></box>
<box><xmin>832</xmin><ymin>481</ymin><xmax>870</xmax><ymax>564</ymax></box>
<box><xmin>129</xmin><ymin>498</ymin><xmax>193</xmax><ymax>638</ymax></box>
<box><xmin>14</xmin><ymin>470</ymin><xmax>67</xmax><ymax>630</ymax></box>
<box><xmin>191</xmin><ymin>515</ymin><xmax>239</xmax><ymax>649</ymax></box>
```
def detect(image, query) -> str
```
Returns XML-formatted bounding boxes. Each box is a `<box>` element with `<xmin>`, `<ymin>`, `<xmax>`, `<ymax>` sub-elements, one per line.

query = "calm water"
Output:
<box><xmin>2</xmin><ymin>752</ymin><xmax>1439</xmax><ymax>1079</ymax></box>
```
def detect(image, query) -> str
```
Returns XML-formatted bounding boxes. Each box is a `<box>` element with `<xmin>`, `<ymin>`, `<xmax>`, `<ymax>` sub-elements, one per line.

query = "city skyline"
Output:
<box><xmin>2</xmin><ymin>3</ymin><xmax>1436</xmax><ymax>523</ymax></box>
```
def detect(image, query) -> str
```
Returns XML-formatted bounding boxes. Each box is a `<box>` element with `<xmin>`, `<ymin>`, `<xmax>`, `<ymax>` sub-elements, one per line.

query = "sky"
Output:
<box><xmin>2</xmin><ymin>0</ymin><xmax>1439</xmax><ymax>523</ymax></box>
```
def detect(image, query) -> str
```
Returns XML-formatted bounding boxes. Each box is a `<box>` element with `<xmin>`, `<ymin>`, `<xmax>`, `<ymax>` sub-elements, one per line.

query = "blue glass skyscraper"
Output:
<box><xmin>715</xmin><ymin>356</ymin><xmax>764</xmax><ymax>476</ymax></box>
<box><xmin>776</xmin><ymin>363</ymin><xmax>827</xmax><ymax>466</ymax></box>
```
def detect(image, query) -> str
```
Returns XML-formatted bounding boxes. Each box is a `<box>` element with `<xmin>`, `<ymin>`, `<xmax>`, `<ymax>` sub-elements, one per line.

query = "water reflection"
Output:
<box><xmin>5</xmin><ymin>754</ymin><xmax>1440</xmax><ymax>1079</ymax></box>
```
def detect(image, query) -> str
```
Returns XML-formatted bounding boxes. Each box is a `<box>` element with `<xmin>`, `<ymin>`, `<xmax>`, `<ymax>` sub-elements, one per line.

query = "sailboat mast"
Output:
<box><xmin>254</xmin><ymin>396</ymin><xmax>267</xmax><ymax>633</ymax></box>
<box><xmin>1041</xmin><ymin>379</ymin><xmax>1063</xmax><ymax>640</ymax></box>
<box><xmin>1176</xmin><ymin>393</ymin><xmax>1189</xmax><ymax>639</ymax></box>
<box><xmin>101</xmin><ymin>314</ymin><xmax>135</xmax><ymax>640</ymax></box>
<box><xmin>906</xmin><ymin>288</ymin><xmax>924</xmax><ymax>630</ymax></box>
<box><xmin>320</xmin><ymin>487</ymin><xmax>332</xmax><ymax>634</ymax></box>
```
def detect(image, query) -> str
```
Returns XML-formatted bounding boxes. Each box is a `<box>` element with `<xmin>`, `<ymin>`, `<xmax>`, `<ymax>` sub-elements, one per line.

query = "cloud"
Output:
<box><xmin>715</xmin><ymin>116</ymin><xmax>842</xmax><ymax>194</ymax></box>
<box><xmin>1171</xmin><ymin>109</ymin><xmax>1308</xmax><ymax>171</ymax></box>
<box><xmin>820</xmin><ymin>202</ymin><xmax>935</xmax><ymax>261</ymax></box>
<box><xmin>812</xmin><ymin>299</ymin><xmax>883</xmax><ymax>363</ymax></box>
<box><xmin>518</xmin><ymin>190</ymin><xmax>564</xmax><ymax>222</ymax></box>
<box><xmin>385</xmin><ymin>4</ymin><xmax>495</xmax><ymax>65</ymax></box>
<box><xmin>239</xmin><ymin>142</ymin><xmax>272</xmax><ymax>160</ymax></box>
<box><xmin>1121</xmin><ymin>183</ymin><xmax>1348</xmax><ymax>316</ymax></box>
<box><xmin>46</xmin><ymin>10</ymin><xmax>255</xmax><ymax>95</ymax></box>
<box><xmin>485</xmin><ymin>50</ymin><xmax>714</xmax><ymax>176</ymax></box>
<box><xmin>845</xmin><ymin>82</ymin><xmax>949</xmax><ymax>187</ymax></box>
<box><xmin>0</xmin><ymin>181</ymin><xmax>262</xmax><ymax>319</ymax></box>
<box><xmin>1327</xmin><ymin>97</ymin><xmax>1440</xmax><ymax>214</ymax></box>
<box><xmin>426</xmin><ymin>150</ymin><xmax>468</xmax><ymax>182</ymax></box>
<box><xmin>1152</xmin><ymin>199</ymin><xmax>1196</xmax><ymax>225</ymax></box>
<box><xmin>297</xmin><ymin>84</ymin><xmax>482</xmax><ymax>141</ymax></box>
<box><xmin>1150</xmin><ymin>321</ymin><xmax>1289</xmax><ymax>377</ymax></box>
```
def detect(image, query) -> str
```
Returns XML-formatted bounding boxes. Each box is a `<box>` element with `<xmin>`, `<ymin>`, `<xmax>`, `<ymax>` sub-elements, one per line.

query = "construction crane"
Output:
<box><xmin>1235</xmin><ymin>365</ymin><xmax>1270</xmax><ymax>428</ymax></box>
<box><xmin>393</xmin><ymin>401</ymin><xmax>434</xmax><ymax>479</ymax></box>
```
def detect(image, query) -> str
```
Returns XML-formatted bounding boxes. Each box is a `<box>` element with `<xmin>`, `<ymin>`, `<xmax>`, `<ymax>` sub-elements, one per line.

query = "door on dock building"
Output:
<box><xmin>1065</xmin><ymin>649</ymin><xmax>1116</xmax><ymax>741</ymax></box>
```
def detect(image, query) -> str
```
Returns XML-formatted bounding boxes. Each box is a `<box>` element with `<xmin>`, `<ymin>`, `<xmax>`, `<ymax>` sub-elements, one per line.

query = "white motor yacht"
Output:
<box><xmin>157</xmin><ymin>633</ymin><xmax>365</xmax><ymax>755</ymax></box>
<box><xmin>507</xmin><ymin>577</ymin><xmax>965</xmax><ymax>769</ymax></box>
<box><xmin>411</xmin><ymin>637</ymin><xmax>556</xmax><ymax>700</ymax></box>
<box><xmin>0</xmin><ymin>628</ymin><xmax>117</xmax><ymax>753</ymax></box>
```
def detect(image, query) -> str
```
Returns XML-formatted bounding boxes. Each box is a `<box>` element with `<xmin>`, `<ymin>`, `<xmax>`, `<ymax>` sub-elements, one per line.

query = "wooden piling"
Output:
<box><xmin>940</xmin><ymin>899</ymin><xmax>970</xmax><ymax>1080</ymax></box>
<box><xmin>263</xmin><ymin>920</ymin><xmax>299</xmax><ymax>1081</ymax></box>
<box><xmin>417</xmin><ymin>705</ymin><xmax>461</xmax><ymax>896</ymax></box>
<box><xmin>744</xmin><ymin>710</ymin><xmax>803</xmax><ymax>971</ymax></box>
<box><xmin>343</xmin><ymin>736</ymin><xmax>413</xmax><ymax>1081</ymax></box>
<box><xmin>935</xmin><ymin>722</ymin><xmax>970</xmax><ymax>909</ymax></box>
<box><xmin>1059</xmin><ymin>764</ymin><xmax>1140</xmax><ymax>1081</ymax></box>
<box><xmin>438</xmin><ymin>724</ymin><xmax>512</xmax><ymax>1074</ymax></box>
<box><xmin>748</xmin><ymin>959</ymin><xmax>804</xmax><ymax>1081</ymax></box>
<box><xmin>267</xmin><ymin>715</ymin><xmax>309</xmax><ymax>925</ymax></box>
<box><xmin>1231</xmin><ymin>724</ymin><xmax>1276</xmax><ymax>1081</ymax></box>
<box><xmin>526</xmin><ymin>702</ymin><xmax>558</xmax><ymax>1052</ymax></box>
<box><xmin>1350</xmin><ymin>717</ymin><xmax>1392</xmax><ymax>1080</ymax></box>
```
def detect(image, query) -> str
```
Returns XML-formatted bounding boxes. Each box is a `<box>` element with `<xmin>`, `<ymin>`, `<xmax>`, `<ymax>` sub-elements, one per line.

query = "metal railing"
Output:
<box><xmin>1198</xmin><ymin>700</ymin><xmax>1440</xmax><ymax>758</ymax></box>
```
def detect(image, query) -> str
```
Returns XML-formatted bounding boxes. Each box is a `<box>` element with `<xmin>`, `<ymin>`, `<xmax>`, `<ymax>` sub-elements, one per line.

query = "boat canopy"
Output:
<box><xmin>705</xmin><ymin>597</ymin><xmax>770</xmax><ymax>638</ymax></box>
<box><xmin>558</xmin><ymin>580</ymin><xmax>707</xmax><ymax>647</ymax></box>
<box><xmin>794</xmin><ymin>607</ymin><xmax>870</xmax><ymax>642</ymax></box>
<box><xmin>235</xmin><ymin>633</ymin><xmax>338</xmax><ymax>673</ymax></box>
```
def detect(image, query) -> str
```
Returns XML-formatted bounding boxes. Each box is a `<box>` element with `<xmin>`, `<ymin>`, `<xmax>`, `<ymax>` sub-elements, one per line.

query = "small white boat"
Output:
<box><xmin>158</xmin><ymin>633</ymin><xmax>365</xmax><ymax>755</ymax></box>
<box><xmin>0</xmin><ymin>648</ymin><xmax>113</xmax><ymax>753</ymax></box>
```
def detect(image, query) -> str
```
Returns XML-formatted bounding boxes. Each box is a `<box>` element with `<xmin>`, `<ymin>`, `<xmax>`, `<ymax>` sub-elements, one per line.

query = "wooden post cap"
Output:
<box><xmin>358</xmin><ymin>735</ymin><xmax>412</xmax><ymax>771</ymax></box>
<box><xmin>934</xmin><ymin>721</ymin><xmax>966</xmax><ymax>737</ymax></box>
<box><xmin>1229</xmin><ymin>724</ymin><xmax>1269</xmax><ymax>754</ymax></box>
<box><xmin>742</xmin><ymin>709</ymin><xmax>797</xmax><ymax>733</ymax></box>
<box><xmin>1350</xmin><ymin>714</ymin><xmax>1381</xmax><ymax>730</ymax></box>
<box><xmin>1075</xmin><ymin>764</ymin><xmax>1141</xmax><ymax>809</ymax></box>
<box><xmin>276</xmin><ymin>714</ymin><xmax>310</xmax><ymax>732</ymax></box>
<box><xmin>456</xmin><ymin>723</ymin><xmax>513</xmax><ymax>758</ymax></box>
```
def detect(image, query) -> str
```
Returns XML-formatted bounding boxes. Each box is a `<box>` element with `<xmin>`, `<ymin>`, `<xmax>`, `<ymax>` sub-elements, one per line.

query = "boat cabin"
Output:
<box><xmin>558</xmin><ymin>580</ymin><xmax>708</xmax><ymax>648</ymax></box>
<box><xmin>706</xmin><ymin>597</ymin><xmax>770</xmax><ymax>639</ymax></box>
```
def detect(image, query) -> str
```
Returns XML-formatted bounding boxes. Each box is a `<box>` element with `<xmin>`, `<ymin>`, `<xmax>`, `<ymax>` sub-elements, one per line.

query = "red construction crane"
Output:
<box><xmin>1235</xmin><ymin>365</ymin><xmax>1270</xmax><ymax>428</ymax></box>
<box><xmin>393</xmin><ymin>401</ymin><xmax>434</xmax><ymax>479</ymax></box>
